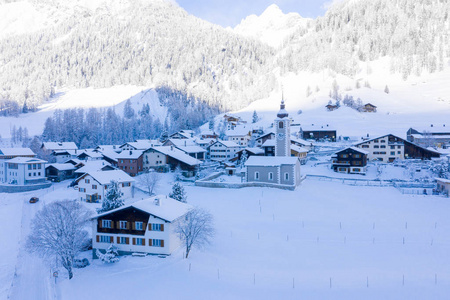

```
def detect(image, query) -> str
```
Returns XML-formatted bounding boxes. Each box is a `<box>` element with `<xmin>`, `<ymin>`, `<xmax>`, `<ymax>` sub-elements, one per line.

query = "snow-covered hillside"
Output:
<box><xmin>234</xmin><ymin>4</ymin><xmax>310</xmax><ymax>48</ymax></box>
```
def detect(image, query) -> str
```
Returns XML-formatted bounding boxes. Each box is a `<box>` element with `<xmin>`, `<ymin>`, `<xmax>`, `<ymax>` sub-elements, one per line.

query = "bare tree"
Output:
<box><xmin>137</xmin><ymin>170</ymin><xmax>161</xmax><ymax>195</ymax></box>
<box><xmin>175</xmin><ymin>207</ymin><xmax>214</xmax><ymax>258</ymax></box>
<box><xmin>27</xmin><ymin>200</ymin><xmax>93</xmax><ymax>279</ymax></box>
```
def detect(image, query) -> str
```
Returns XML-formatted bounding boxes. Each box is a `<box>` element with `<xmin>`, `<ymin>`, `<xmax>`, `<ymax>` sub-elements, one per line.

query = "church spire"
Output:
<box><xmin>277</xmin><ymin>93</ymin><xmax>288</xmax><ymax>119</ymax></box>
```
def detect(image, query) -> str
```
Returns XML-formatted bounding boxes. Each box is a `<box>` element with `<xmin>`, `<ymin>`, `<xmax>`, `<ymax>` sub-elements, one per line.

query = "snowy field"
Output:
<box><xmin>15</xmin><ymin>178</ymin><xmax>443</xmax><ymax>300</ymax></box>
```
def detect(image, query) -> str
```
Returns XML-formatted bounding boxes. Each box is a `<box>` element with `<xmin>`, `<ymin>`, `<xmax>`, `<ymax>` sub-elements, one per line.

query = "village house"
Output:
<box><xmin>194</xmin><ymin>137</ymin><xmax>216</xmax><ymax>149</ymax></box>
<box><xmin>326</xmin><ymin>104</ymin><xmax>338</xmax><ymax>111</ymax></box>
<box><xmin>354</xmin><ymin>134</ymin><xmax>441</xmax><ymax>162</ymax></box>
<box><xmin>290</xmin><ymin>145</ymin><xmax>308</xmax><ymax>164</ymax></box>
<box><xmin>163</xmin><ymin>139</ymin><xmax>206</xmax><ymax>160</ymax></box>
<box><xmin>361</xmin><ymin>103</ymin><xmax>377</xmax><ymax>112</ymax></box>
<box><xmin>50</xmin><ymin>150</ymin><xmax>77</xmax><ymax>163</ymax></box>
<box><xmin>41</xmin><ymin>142</ymin><xmax>78</xmax><ymax>152</ymax></box>
<box><xmin>119</xmin><ymin>140</ymin><xmax>161</xmax><ymax>151</ymax></box>
<box><xmin>169</xmin><ymin>130</ymin><xmax>195</xmax><ymax>139</ymax></box>
<box><xmin>77</xmin><ymin>150</ymin><xmax>104</xmax><ymax>161</ymax></box>
<box><xmin>207</xmin><ymin>140</ymin><xmax>242</xmax><ymax>162</ymax></box>
<box><xmin>255</xmin><ymin>132</ymin><xmax>275</xmax><ymax>147</ymax></box>
<box><xmin>45</xmin><ymin>163</ymin><xmax>76</xmax><ymax>182</ymax></box>
<box><xmin>73</xmin><ymin>160</ymin><xmax>115</xmax><ymax>178</ymax></box>
<box><xmin>200</xmin><ymin>131</ymin><xmax>218</xmax><ymax>139</ymax></box>
<box><xmin>223</xmin><ymin>114</ymin><xmax>246</xmax><ymax>130</ymax></box>
<box><xmin>225</xmin><ymin>126</ymin><xmax>252</xmax><ymax>147</ymax></box>
<box><xmin>0</xmin><ymin>148</ymin><xmax>43</xmax><ymax>185</ymax></box>
<box><xmin>92</xmin><ymin>195</ymin><xmax>191</xmax><ymax>257</ymax></box>
<box><xmin>75</xmin><ymin>170</ymin><xmax>135</xmax><ymax>202</ymax></box>
<box><xmin>116</xmin><ymin>150</ymin><xmax>144</xmax><ymax>177</ymax></box>
<box><xmin>332</xmin><ymin>147</ymin><xmax>368</xmax><ymax>175</ymax></box>
<box><xmin>235</xmin><ymin>147</ymin><xmax>265</xmax><ymax>162</ymax></box>
<box><xmin>299</xmin><ymin>124</ymin><xmax>337</xmax><ymax>142</ymax></box>
<box><xmin>407</xmin><ymin>125</ymin><xmax>450</xmax><ymax>148</ymax></box>
<box><xmin>436</xmin><ymin>178</ymin><xmax>450</xmax><ymax>197</ymax></box>
<box><xmin>1</xmin><ymin>157</ymin><xmax>47</xmax><ymax>185</ymax></box>
<box><xmin>143</xmin><ymin>146</ymin><xmax>201</xmax><ymax>177</ymax></box>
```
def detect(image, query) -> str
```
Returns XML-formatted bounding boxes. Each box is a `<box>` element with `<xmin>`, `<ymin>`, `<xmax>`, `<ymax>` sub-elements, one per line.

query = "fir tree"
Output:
<box><xmin>384</xmin><ymin>85</ymin><xmax>390</xmax><ymax>94</ymax></box>
<box><xmin>252</xmin><ymin>110</ymin><xmax>259</xmax><ymax>123</ymax></box>
<box><xmin>169</xmin><ymin>182</ymin><xmax>187</xmax><ymax>203</ymax></box>
<box><xmin>97</xmin><ymin>181</ymin><xmax>124</xmax><ymax>213</ymax></box>
<box><xmin>96</xmin><ymin>245</ymin><xmax>120</xmax><ymax>263</ymax></box>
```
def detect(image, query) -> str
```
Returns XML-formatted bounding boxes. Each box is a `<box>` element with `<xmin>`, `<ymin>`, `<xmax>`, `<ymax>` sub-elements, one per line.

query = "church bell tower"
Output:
<box><xmin>275</xmin><ymin>99</ymin><xmax>290</xmax><ymax>157</ymax></box>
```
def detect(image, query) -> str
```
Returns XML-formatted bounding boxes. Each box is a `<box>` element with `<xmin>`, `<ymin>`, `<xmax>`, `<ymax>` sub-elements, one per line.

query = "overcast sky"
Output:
<box><xmin>174</xmin><ymin>0</ymin><xmax>338</xmax><ymax>28</ymax></box>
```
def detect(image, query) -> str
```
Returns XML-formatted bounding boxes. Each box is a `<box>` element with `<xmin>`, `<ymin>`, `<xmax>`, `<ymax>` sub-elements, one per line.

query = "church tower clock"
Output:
<box><xmin>275</xmin><ymin>99</ymin><xmax>291</xmax><ymax>157</ymax></box>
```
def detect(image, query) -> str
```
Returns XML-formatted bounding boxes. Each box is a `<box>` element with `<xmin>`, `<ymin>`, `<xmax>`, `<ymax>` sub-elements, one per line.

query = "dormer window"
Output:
<box><xmin>279</xmin><ymin>122</ymin><xmax>284</xmax><ymax>129</ymax></box>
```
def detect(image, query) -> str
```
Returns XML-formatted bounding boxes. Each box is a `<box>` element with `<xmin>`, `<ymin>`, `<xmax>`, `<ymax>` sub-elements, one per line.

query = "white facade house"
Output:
<box><xmin>92</xmin><ymin>195</ymin><xmax>192</xmax><ymax>257</ymax></box>
<box><xmin>207</xmin><ymin>140</ymin><xmax>242</xmax><ymax>162</ymax></box>
<box><xmin>225</xmin><ymin>126</ymin><xmax>252</xmax><ymax>147</ymax></box>
<box><xmin>75</xmin><ymin>170</ymin><xmax>135</xmax><ymax>202</ymax></box>
<box><xmin>41</xmin><ymin>142</ymin><xmax>78</xmax><ymax>152</ymax></box>
<box><xmin>0</xmin><ymin>157</ymin><xmax>47</xmax><ymax>185</ymax></box>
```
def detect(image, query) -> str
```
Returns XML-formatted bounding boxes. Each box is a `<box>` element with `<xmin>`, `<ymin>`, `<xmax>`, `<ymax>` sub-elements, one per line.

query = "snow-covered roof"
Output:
<box><xmin>194</xmin><ymin>138</ymin><xmax>216</xmax><ymax>145</ymax></box>
<box><xmin>291</xmin><ymin>137</ymin><xmax>315</xmax><ymax>146</ymax></box>
<box><xmin>77</xmin><ymin>150</ymin><xmax>104</xmax><ymax>159</ymax></box>
<box><xmin>245</xmin><ymin>156</ymin><xmax>299</xmax><ymax>167</ymax></box>
<box><xmin>94</xmin><ymin>195</ymin><xmax>192</xmax><ymax>222</ymax></box>
<box><xmin>165</xmin><ymin>138</ymin><xmax>198</xmax><ymax>147</ymax></box>
<box><xmin>42</xmin><ymin>142</ymin><xmax>78</xmax><ymax>151</ymax></box>
<box><xmin>99</xmin><ymin>149</ymin><xmax>120</xmax><ymax>162</ymax></box>
<box><xmin>238</xmin><ymin>147</ymin><xmax>264</xmax><ymax>155</ymax></box>
<box><xmin>209</xmin><ymin>140</ymin><xmax>241</xmax><ymax>148</ymax></box>
<box><xmin>95</xmin><ymin>145</ymin><xmax>121</xmax><ymax>151</ymax></box>
<box><xmin>255</xmin><ymin>132</ymin><xmax>275</xmax><ymax>140</ymax></box>
<box><xmin>46</xmin><ymin>163</ymin><xmax>76</xmax><ymax>171</ymax></box>
<box><xmin>261</xmin><ymin>140</ymin><xmax>275</xmax><ymax>147</ymax></box>
<box><xmin>291</xmin><ymin>144</ymin><xmax>308</xmax><ymax>153</ymax></box>
<box><xmin>65</xmin><ymin>158</ymin><xmax>82</xmax><ymax>165</ymax></box>
<box><xmin>176</xmin><ymin>145</ymin><xmax>207</xmax><ymax>154</ymax></box>
<box><xmin>150</xmin><ymin>146</ymin><xmax>201</xmax><ymax>166</ymax></box>
<box><xmin>75</xmin><ymin>161</ymin><xmax>112</xmax><ymax>174</ymax></box>
<box><xmin>335</xmin><ymin>146</ymin><xmax>369</xmax><ymax>155</ymax></box>
<box><xmin>0</xmin><ymin>148</ymin><xmax>35</xmax><ymax>157</ymax></box>
<box><xmin>77</xmin><ymin>170</ymin><xmax>134</xmax><ymax>185</ymax></box>
<box><xmin>225</xmin><ymin>126</ymin><xmax>251</xmax><ymax>137</ymax></box>
<box><xmin>116</xmin><ymin>150</ymin><xmax>144</xmax><ymax>159</ymax></box>
<box><xmin>6</xmin><ymin>157</ymin><xmax>47</xmax><ymax>164</ymax></box>
<box><xmin>354</xmin><ymin>134</ymin><xmax>401</xmax><ymax>146</ymax></box>
<box><xmin>436</xmin><ymin>178</ymin><xmax>450</xmax><ymax>184</ymax></box>
<box><xmin>410</xmin><ymin>125</ymin><xmax>450</xmax><ymax>134</ymax></box>
<box><xmin>298</xmin><ymin>124</ymin><xmax>336</xmax><ymax>131</ymax></box>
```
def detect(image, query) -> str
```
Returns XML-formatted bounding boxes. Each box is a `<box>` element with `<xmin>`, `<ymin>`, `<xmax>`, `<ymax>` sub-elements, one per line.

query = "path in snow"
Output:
<box><xmin>8</xmin><ymin>189</ymin><xmax>55</xmax><ymax>300</ymax></box>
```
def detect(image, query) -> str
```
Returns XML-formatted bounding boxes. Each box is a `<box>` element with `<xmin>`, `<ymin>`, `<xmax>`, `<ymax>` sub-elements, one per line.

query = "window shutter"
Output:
<box><xmin>126</xmin><ymin>222</ymin><xmax>130</xmax><ymax>230</ymax></box>
<box><xmin>161</xmin><ymin>240</ymin><xmax>164</xmax><ymax>247</ymax></box>
<box><xmin>125</xmin><ymin>237</ymin><xmax>129</xmax><ymax>244</ymax></box>
<box><xmin>143</xmin><ymin>223</ymin><xmax>147</xmax><ymax>231</ymax></box>
<box><xmin>110</xmin><ymin>236</ymin><xmax>114</xmax><ymax>243</ymax></box>
<box><xmin>132</xmin><ymin>222</ymin><xmax>136</xmax><ymax>230</ymax></box>
<box><xmin>148</xmin><ymin>223</ymin><xmax>152</xmax><ymax>231</ymax></box>
<box><xmin>149</xmin><ymin>239</ymin><xmax>153</xmax><ymax>246</ymax></box>
<box><xmin>99</xmin><ymin>220</ymin><xmax>103</xmax><ymax>228</ymax></box>
<box><xmin>142</xmin><ymin>239</ymin><xmax>146</xmax><ymax>246</ymax></box>
<box><xmin>132</xmin><ymin>238</ymin><xmax>136</xmax><ymax>245</ymax></box>
<box><xmin>161</xmin><ymin>224</ymin><xmax>164</xmax><ymax>232</ymax></box>
<box><xmin>96</xmin><ymin>235</ymin><xmax>99</xmax><ymax>243</ymax></box>
<box><xmin>111</xmin><ymin>221</ymin><xmax>115</xmax><ymax>229</ymax></box>
<box><xmin>116</xmin><ymin>221</ymin><xmax>119</xmax><ymax>229</ymax></box>
<box><xmin>117</xmin><ymin>236</ymin><xmax>120</xmax><ymax>244</ymax></box>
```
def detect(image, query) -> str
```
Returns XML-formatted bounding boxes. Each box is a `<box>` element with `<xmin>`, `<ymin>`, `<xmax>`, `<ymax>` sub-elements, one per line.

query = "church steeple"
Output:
<box><xmin>277</xmin><ymin>98</ymin><xmax>289</xmax><ymax>119</ymax></box>
<box><xmin>275</xmin><ymin>94</ymin><xmax>291</xmax><ymax>157</ymax></box>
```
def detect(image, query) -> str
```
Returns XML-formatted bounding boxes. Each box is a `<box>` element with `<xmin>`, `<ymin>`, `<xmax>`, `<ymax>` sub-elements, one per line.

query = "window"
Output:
<box><xmin>397</xmin><ymin>146</ymin><xmax>401</xmax><ymax>149</ymax></box>
<box><xmin>92</xmin><ymin>185</ymin><xmax>97</xmax><ymax>189</ymax></box>
<box><xmin>79</xmin><ymin>188</ymin><xmax>86</xmax><ymax>192</ymax></box>
<box><xmin>341</xmin><ymin>154</ymin><xmax>348</xmax><ymax>158</ymax></box>
<box><xmin>361</xmin><ymin>145</ymin><xmax>369</xmax><ymax>148</ymax></box>
<box><xmin>85</xmin><ymin>179</ymin><xmax>90</xmax><ymax>184</ymax></box>
<box><xmin>380</xmin><ymin>140</ymin><xmax>386</xmax><ymax>143</ymax></box>
<box><xmin>135</xmin><ymin>222</ymin><xmax>143</xmax><ymax>230</ymax></box>
<box><xmin>390</xmin><ymin>146</ymin><xmax>395</xmax><ymax>149</ymax></box>
<box><xmin>29</xmin><ymin>173</ymin><xmax>31</xmax><ymax>176</ymax></box>
<box><xmin>135</xmin><ymin>238</ymin><xmax>144</xmax><ymax>246</ymax></box>
<box><xmin>150</xmin><ymin>239</ymin><xmax>164</xmax><ymax>247</ymax></box>
<box><xmin>284</xmin><ymin>173</ymin><xmax>289</xmax><ymax>181</ymax></box>
<box><xmin>102</xmin><ymin>220</ymin><xmax>112</xmax><ymax>228</ymax></box>
<box><xmin>119</xmin><ymin>221</ymin><xmax>127</xmax><ymax>229</ymax></box>
<box><xmin>268</xmin><ymin>172</ymin><xmax>273</xmax><ymax>180</ymax></box>
<box><xmin>374</xmin><ymin>139</ymin><xmax>379</xmax><ymax>143</ymax></box>
<box><xmin>374</xmin><ymin>145</ymin><xmax>379</xmax><ymax>149</ymax></box>
<box><xmin>28</xmin><ymin>165</ymin><xmax>32</xmax><ymax>170</ymax></box>
<box><xmin>38</xmin><ymin>164</ymin><xmax>41</xmax><ymax>169</ymax></box>
<box><xmin>33</xmin><ymin>164</ymin><xmax>37</xmax><ymax>169</ymax></box>
<box><xmin>255</xmin><ymin>172</ymin><xmax>259</xmax><ymax>180</ymax></box>
<box><xmin>122</xmin><ymin>182</ymin><xmax>131</xmax><ymax>187</ymax></box>
<box><xmin>38</xmin><ymin>172</ymin><xmax>41</xmax><ymax>176</ymax></box>
<box><xmin>390</xmin><ymin>152</ymin><xmax>395</xmax><ymax>155</ymax></box>
<box><xmin>398</xmin><ymin>151</ymin><xmax>401</xmax><ymax>154</ymax></box>
<box><xmin>354</xmin><ymin>154</ymin><xmax>361</xmax><ymax>158</ymax></box>
<box><xmin>279</xmin><ymin>122</ymin><xmax>284</xmax><ymax>129</ymax></box>
<box><xmin>100</xmin><ymin>235</ymin><xmax>112</xmax><ymax>243</ymax></box>
<box><xmin>119</xmin><ymin>237</ymin><xmax>128</xmax><ymax>244</ymax></box>
<box><xmin>380</xmin><ymin>145</ymin><xmax>386</xmax><ymax>148</ymax></box>
<box><xmin>151</xmin><ymin>223</ymin><xmax>163</xmax><ymax>231</ymax></box>
<box><xmin>33</xmin><ymin>172</ymin><xmax>36</xmax><ymax>176</ymax></box>
<box><xmin>353</xmin><ymin>168</ymin><xmax>361</xmax><ymax>172</ymax></box>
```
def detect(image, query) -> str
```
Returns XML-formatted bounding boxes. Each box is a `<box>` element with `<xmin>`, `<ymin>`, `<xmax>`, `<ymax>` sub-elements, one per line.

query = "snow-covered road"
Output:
<box><xmin>8</xmin><ymin>189</ymin><xmax>55</xmax><ymax>300</ymax></box>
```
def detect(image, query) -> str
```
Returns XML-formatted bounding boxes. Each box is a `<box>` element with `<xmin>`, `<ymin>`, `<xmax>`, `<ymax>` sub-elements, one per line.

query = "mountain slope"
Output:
<box><xmin>0</xmin><ymin>0</ymin><xmax>276</xmax><ymax>112</ymax></box>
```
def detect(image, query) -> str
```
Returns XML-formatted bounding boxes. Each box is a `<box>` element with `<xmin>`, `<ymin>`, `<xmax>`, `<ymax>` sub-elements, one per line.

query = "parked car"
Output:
<box><xmin>29</xmin><ymin>197</ymin><xmax>39</xmax><ymax>203</ymax></box>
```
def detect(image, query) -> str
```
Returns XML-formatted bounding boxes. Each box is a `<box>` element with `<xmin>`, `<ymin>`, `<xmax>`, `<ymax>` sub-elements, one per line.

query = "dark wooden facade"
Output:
<box><xmin>117</xmin><ymin>153</ymin><xmax>144</xmax><ymax>177</ymax></box>
<box><xmin>45</xmin><ymin>165</ymin><xmax>75</xmax><ymax>182</ymax></box>
<box><xmin>404</xmin><ymin>141</ymin><xmax>441</xmax><ymax>159</ymax></box>
<box><xmin>302</xmin><ymin>130</ymin><xmax>337</xmax><ymax>142</ymax></box>
<box><xmin>332</xmin><ymin>148</ymin><xmax>367</xmax><ymax>172</ymax></box>
<box><xmin>97</xmin><ymin>207</ymin><xmax>153</xmax><ymax>236</ymax></box>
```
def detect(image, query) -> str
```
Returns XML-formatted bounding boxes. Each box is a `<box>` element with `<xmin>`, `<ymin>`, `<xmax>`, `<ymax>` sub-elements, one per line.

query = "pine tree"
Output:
<box><xmin>123</xmin><ymin>99</ymin><xmax>135</xmax><ymax>119</ymax></box>
<box><xmin>97</xmin><ymin>181</ymin><xmax>124</xmax><ymax>213</ymax></box>
<box><xmin>169</xmin><ymin>182</ymin><xmax>187</xmax><ymax>203</ymax></box>
<box><xmin>96</xmin><ymin>245</ymin><xmax>119</xmax><ymax>263</ymax></box>
<box><xmin>252</xmin><ymin>110</ymin><xmax>259</xmax><ymax>123</ymax></box>
<box><xmin>384</xmin><ymin>85</ymin><xmax>390</xmax><ymax>94</ymax></box>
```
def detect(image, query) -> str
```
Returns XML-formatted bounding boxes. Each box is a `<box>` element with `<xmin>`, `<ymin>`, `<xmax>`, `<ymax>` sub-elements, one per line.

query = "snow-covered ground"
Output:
<box><xmin>1</xmin><ymin>175</ymin><xmax>447</xmax><ymax>300</ymax></box>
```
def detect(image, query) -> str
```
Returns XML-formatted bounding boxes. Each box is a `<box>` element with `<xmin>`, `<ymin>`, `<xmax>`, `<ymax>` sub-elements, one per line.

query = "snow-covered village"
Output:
<box><xmin>1</xmin><ymin>0</ymin><xmax>450</xmax><ymax>299</ymax></box>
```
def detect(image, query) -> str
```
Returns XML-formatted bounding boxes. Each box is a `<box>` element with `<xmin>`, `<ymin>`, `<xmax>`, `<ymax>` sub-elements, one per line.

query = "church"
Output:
<box><xmin>245</xmin><ymin>100</ymin><xmax>302</xmax><ymax>188</ymax></box>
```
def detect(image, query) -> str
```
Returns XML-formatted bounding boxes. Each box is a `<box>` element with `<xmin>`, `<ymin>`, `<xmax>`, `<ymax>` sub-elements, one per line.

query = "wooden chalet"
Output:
<box><xmin>362</xmin><ymin>103</ymin><xmax>377</xmax><ymax>112</ymax></box>
<box><xmin>332</xmin><ymin>147</ymin><xmax>368</xmax><ymax>175</ymax></box>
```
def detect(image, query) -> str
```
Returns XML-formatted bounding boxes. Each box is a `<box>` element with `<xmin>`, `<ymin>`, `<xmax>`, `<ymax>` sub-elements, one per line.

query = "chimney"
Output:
<box><xmin>170</xmin><ymin>146</ymin><xmax>173</xmax><ymax>151</ymax></box>
<box><xmin>130</xmin><ymin>150</ymin><xmax>132</xmax><ymax>155</ymax></box>
<box><xmin>154</xmin><ymin>197</ymin><xmax>162</xmax><ymax>206</ymax></box>
<box><xmin>431</xmin><ymin>124</ymin><xmax>434</xmax><ymax>127</ymax></box>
